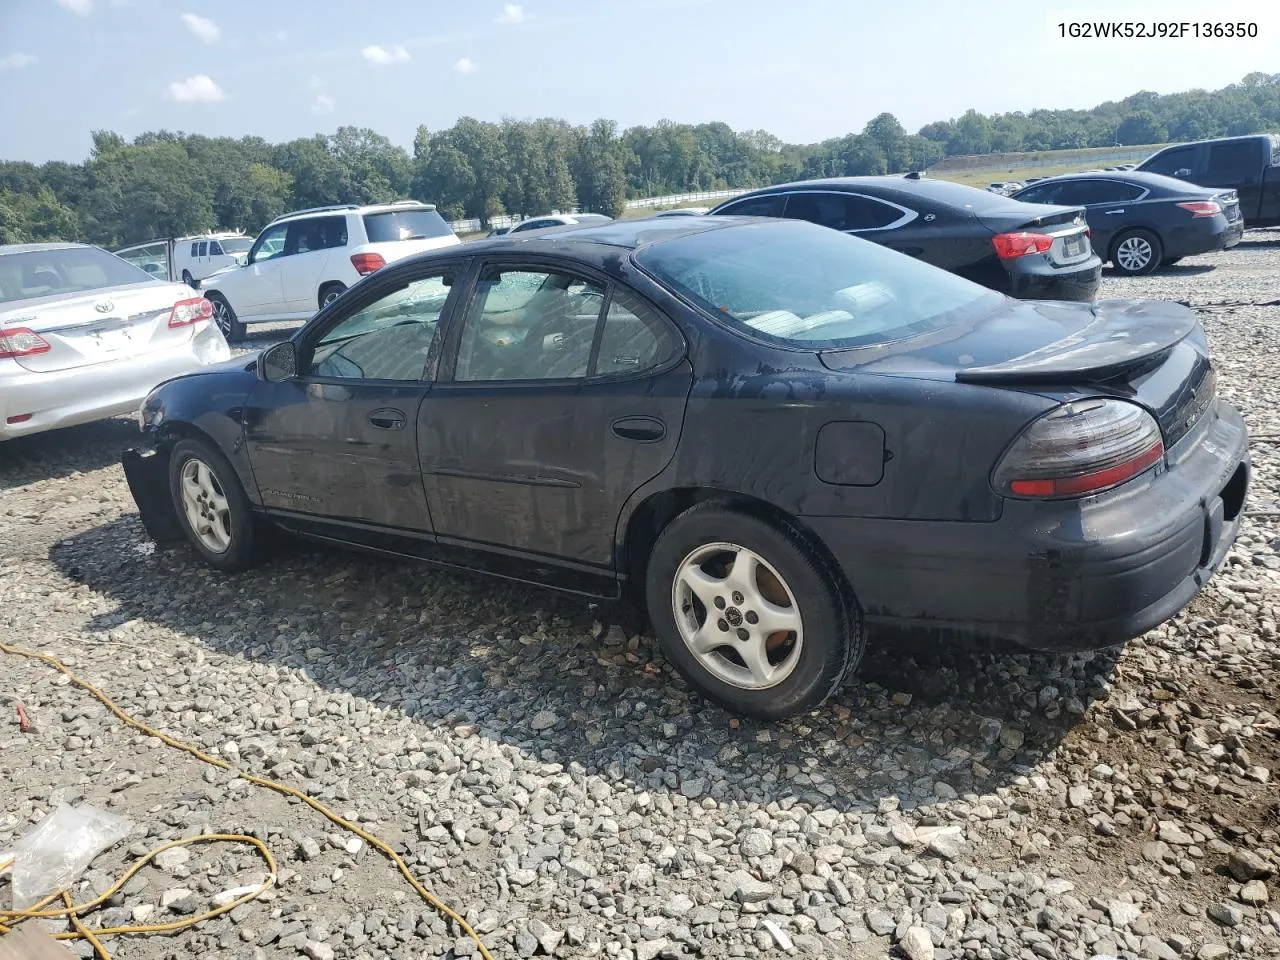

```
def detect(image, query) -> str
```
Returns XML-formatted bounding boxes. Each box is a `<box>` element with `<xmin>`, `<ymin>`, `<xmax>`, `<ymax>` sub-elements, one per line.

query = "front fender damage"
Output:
<box><xmin>122</xmin><ymin>446</ymin><xmax>184</xmax><ymax>544</ymax></box>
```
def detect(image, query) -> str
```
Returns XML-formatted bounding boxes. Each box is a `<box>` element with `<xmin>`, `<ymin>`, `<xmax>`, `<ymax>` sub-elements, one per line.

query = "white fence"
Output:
<box><xmin>447</xmin><ymin>188</ymin><xmax>750</xmax><ymax>235</ymax></box>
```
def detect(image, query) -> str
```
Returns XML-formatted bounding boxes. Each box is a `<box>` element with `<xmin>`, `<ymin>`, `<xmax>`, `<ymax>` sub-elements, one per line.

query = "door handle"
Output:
<box><xmin>612</xmin><ymin>416</ymin><xmax>666</xmax><ymax>442</ymax></box>
<box><xmin>368</xmin><ymin>408</ymin><xmax>406</xmax><ymax>430</ymax></box>
<box><xmin>1104</xmin><ymin>209</ymin><xmax>1126</xmax><ymax>214</ymax></box>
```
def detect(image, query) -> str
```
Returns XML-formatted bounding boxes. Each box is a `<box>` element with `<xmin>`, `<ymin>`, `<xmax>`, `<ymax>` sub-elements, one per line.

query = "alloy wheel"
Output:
<box><xmin>671</xmin><ymin>541</ymin><xmax>804</xmax><ymax>690</ymax></box>
<box><xmin>179</xmin><ymin>458</ymin><xmax>233</xmax><ymax>553</ymax></box>
<box><xmin>1116</xmin><ymin>236</ymin><xmax>1153</xmax><ymax>273</ymax></box>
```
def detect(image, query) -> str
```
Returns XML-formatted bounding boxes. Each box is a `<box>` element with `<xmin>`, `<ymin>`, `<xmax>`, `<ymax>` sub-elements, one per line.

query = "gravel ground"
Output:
<box><xmin>3</xmin><ymin>233</ymin><xmax>1280</xmax><ymax>960</ymax></box>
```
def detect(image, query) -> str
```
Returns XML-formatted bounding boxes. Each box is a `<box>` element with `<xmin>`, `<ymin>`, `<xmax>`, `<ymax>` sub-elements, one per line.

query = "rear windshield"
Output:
<box><xmin>634</xmin><ymin>219</ymin><xmax>1001</xmax><ymax>349</ymax></box>
<box><xmin>363</xmin><ymin>209</ymin><xmax>455</xmax><ymax>243</ymax></box>
<box><xmin>0</xmin><ymin>247</ymin><xmax>154</xmax><ymax>305</ymax></box>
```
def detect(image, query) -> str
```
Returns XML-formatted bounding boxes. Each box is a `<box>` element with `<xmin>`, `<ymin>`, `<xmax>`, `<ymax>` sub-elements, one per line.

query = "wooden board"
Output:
<box><xmin>0</xmin><ymin>925</ymin><xmax>80</xmax><ymax>959</ymax></box>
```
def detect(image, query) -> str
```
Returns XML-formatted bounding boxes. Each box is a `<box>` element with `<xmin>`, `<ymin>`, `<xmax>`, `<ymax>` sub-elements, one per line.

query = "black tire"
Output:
<box><xmin>168</xmin><ymin>438</ymin><xmax>259</xmax><ymax>573</ymax></box>
<box><xmin>319</xmin><ymin>282</ymin><xmax>346</xmax><ymax>309</ymax></box>
<box><xmin>206</xmin><ymin>292</ymin><xmax>245</xmax><ymax>342</ymax></box>
<box><xmin>645</xmin><ymin>503</ymin><xmax>862</xmax><ymax>720</ymax></box>
<box><xmin>181</xmin><ymin>270</ymin><xmax>196</xmax><ymax>288</ymax></box>
<box><xmin>1110</xmin><ymin>228</ymin><xmax>1163</xmax><ymax>276</ymax></box>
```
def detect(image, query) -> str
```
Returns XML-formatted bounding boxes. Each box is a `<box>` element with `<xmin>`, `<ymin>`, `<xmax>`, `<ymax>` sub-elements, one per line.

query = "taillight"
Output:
<box><xmin>169</xmin><ymin>297</ymin><xmax>213</xmax><ymax>328</ymax></box>
<box><xmin>351</xmin><ymin>253</ymin><xmax>386</xmax><ymax>276</ymax></box>
<box><xmin>992</xmin><ymin>232</ymin><xmax>1054</xmax><ymax>259</ymax></box>
<box><xmin>0</xmin><ymin>327</ymin><xmax>51</xmax><ymax>360</ymax></box>
<box><xmin>1177</xmin><ymin>200</ymin><xmax>1221</xmax><ymax>218</ymax></box>
<box><xmin>993</xmin><ymin>399</ymin><xmax>1165</xmax><ymax>499</ymax></box>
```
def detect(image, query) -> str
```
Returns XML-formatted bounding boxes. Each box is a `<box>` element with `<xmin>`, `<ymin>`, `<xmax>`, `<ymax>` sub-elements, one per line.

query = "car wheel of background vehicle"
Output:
<box><xmin>181</xmin><ymin>270</ymin><xmax>196</xmax><ymax>288</ymax></box>
<box><xmin>645</xmin><ymin>503</ymin><xmax>862</xmax><ymax>720</ymax></box>
<box><xmin>1111</xmin><ymin>229</ymin><xmax>1162</xmax><ymax>276</ymax></box>
<box><xmin>168</xmin><ymin>439</ymin><xmax>258</xmax><ymax>573</ymax></box>
<box><xmin>319</xmin><ymin>282</ymin><xmax>346</xmax><ymax>309</ymax></box>
<box><xmin>206</xmin><ymin>292</ymin><xmax>244</xmax><ymax>342</ymax></box>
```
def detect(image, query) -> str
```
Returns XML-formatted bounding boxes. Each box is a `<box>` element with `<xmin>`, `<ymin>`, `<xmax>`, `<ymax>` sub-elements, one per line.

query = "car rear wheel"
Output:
<box><xmin>1111</xmin><ymin>229</ymin><xmax>1162</xmax><ymax>276</ymax></box>
<box><xmin>319</xmin><ymin>283</ymin><xmax>346</xmax><ymax>309</ymax></box>
<box><xmin>181</xmin><ymin>270</ymin><xmax>196</xmax><ymax>288</ymax></box>
<box><xmin>206</xmin><ymin>292</ymin><xmax>244</xmax><ymax>342</ymax></box>
<box><xmin>645</xmin><ymin>503</ymin><xmax>862</xmax><ymax>719</ymax></box>
<box><xmin>169</xmin><ymin>439</ymin><xmax>258</xmax><ymax>572</ymax></box>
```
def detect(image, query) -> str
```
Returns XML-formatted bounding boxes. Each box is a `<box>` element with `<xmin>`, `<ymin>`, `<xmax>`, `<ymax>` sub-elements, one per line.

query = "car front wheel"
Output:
<box><xmin>169</xmin><ymin>439</ymin><xmax>258</xmax><ymax>572</ymax></box>
<box><xmin>206</xmin><ymin>292</ymin><xmax>245</xmax><ymax>342</ymax></box>
<box><xmin>645</xmin><ymin>503</ymin><xmax>862</xmax><ymax>720</ymax></box>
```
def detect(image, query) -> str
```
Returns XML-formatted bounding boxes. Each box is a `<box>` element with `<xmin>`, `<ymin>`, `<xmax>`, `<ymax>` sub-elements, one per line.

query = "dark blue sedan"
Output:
<box><xmin>122</xmin><ymin>217</ymin><xmax>1250</xmax><ymax>719</ymax></box>
<box><xmin>1012</xmin><ymin>171</ymin><xmax>1244</xmax><ymax>275</ymax></box>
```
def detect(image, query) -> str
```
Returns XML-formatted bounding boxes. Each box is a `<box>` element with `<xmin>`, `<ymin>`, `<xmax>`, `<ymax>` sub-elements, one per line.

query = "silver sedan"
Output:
<box><xmin>0</xmin><ymin>243</ymin><xmax>231</xmax><ymax>441</ymax></box>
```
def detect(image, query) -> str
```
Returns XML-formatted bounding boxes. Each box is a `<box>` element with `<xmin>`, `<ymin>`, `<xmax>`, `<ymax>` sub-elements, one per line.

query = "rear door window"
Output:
<box><xmin>783</xmin><ymin>192</ymin><xmax>904</xmax><ymax>231</ymax></box>
<box><xmin>286</xmin><ymin>216</ymin><xmax>348</xmax><ymax>255</ymax></box>
<box><xmin>363</xmin><ymin>208</ymin><xmax>455</xmax><ymax>242</ymax></box>
<box><xmin>1206</xmin><ymin>140</ymin><xmax>1260</xmax><ymax>182</ymax></box>
<box><xmin>715</xmin><ymin>194</ymin><xmax>786</xmax><ymax>217</ymax></box>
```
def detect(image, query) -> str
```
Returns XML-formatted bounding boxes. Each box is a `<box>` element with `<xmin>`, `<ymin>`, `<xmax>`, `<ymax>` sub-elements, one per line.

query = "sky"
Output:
<box><xmin>1</xmin><ymin>0</ymin><xmax>1278</xmax><ymax>164</ymax></box>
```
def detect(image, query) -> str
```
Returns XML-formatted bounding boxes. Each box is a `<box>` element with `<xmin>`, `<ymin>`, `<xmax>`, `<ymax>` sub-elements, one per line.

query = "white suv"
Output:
<box><xmin>199</xmin><ymin>201</ymin><xmax>459</xmax><ymax>340</ymax></box>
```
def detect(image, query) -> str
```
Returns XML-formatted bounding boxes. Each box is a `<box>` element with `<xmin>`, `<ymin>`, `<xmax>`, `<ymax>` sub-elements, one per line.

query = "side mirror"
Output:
<box><xmin>260</xmin><ymin>342</ymin><xmax>297</xmax><ymax>382</ymax></box>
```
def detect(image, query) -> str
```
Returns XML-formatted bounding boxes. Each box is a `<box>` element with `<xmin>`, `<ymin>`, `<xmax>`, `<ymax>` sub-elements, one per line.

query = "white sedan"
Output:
<box><xmin>0</xmin><ymin>243</ymin><xmax>231</xmax><ymax>441</ymax></box>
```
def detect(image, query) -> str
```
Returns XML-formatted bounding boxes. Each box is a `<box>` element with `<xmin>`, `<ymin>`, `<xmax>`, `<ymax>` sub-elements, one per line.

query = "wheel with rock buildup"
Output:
<box><xmin>645</xmin><ymin>502</ymin><xmax>862</xmax><ymax>720</ymax></box>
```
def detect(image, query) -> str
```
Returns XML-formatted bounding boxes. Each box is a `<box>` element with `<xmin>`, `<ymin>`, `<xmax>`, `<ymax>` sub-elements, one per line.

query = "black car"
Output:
<box><xmin>123</xmin><ymin>217</ymin><xmax>1249</xmax><ymax>720</ymax></box>
<box><xmin>706</xmin><ymin>176</ymin><xmax>1102</xmax><ymax>302</ymax></box>
<box><xmin>1011</xmin><ymin>171</ymin><xmax>1244</xmax><ymax>275</ymax></box>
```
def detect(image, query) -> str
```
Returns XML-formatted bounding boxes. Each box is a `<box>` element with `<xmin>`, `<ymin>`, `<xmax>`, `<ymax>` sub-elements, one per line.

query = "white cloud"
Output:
<box><xmin>454</xmin><ymin>57</ymin><xmax>476</xmax><ymax>74</ymax></box>
<box><xmin>166</xmin><ymin>74</ymin><xmax>224</xmax><ymax>103</ymax></box>
<box><xmin>55</xmin><ymin>0</ymin><xmax>93</xmax><ymax>13</ymax></box>
<box><xmin>361</xmin><ymin>44</ymin><xmax>410</xmax><ymax>65</ymax></box>
<box><xmin>496</xmin><ymin>3</ymin><xmax>524</xmax><ymax>24</ymax></box>
<box><xmin>181</xmin><ymin>13</ymin><xmax>221</xmax><ymax>44</ymax></box>
<box><xmin>0</xmin><ymin>52</ymin><xmax>37</xmax><ymax>72</ymax></box>
<box><xmin>312</xmin><ymin>93</ymin><xmax>336</xmax><ymax>115</ymax></box>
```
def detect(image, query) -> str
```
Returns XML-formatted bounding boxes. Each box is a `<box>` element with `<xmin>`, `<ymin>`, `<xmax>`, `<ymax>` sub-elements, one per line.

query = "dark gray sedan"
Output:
<box><xmin>1012</xmin><ymin>171</ymin><xmax>1244</xmax><ymax>275</ymax></box>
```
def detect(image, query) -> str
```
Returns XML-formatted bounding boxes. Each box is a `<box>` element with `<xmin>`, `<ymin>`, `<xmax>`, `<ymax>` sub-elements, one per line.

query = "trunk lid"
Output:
<box><xmin>0</xmin><ymin>281</ymin><xmax>201</xmax><ymax>373</ymax></box>
<box><xmin>821</xmin><ymin>297</ymin><xmax>1215</xmax><ymax>449</ymax></box>
<box><xmin>979</xmin><ymin>203</ymin><xmax>1095</xmax><ymax>267</ymax></box>
<box><xmin>1215</xmin><ymin>189</ymin><xmax>1243</xmax><ymax>222</ymax></box>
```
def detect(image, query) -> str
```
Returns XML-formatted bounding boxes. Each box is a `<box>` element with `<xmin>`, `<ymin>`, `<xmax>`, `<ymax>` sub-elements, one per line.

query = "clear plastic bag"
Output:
<box><xmin>0</xmin><ymin>803</ymin><xmax>134</xmax><ymax>910</ymax></box>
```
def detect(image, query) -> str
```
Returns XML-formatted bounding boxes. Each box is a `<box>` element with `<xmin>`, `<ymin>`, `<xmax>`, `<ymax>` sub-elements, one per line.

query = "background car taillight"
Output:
<box><xmin>992</xmin><ymin>232</ymin><xmax>1054</xmax><ymax>259</ymax></box>
<box><xmin>993</xmin><ymin>399</ymin><xmax>1165</xmax><ymax>499</ymax></box>
<box><xmin>168</xmin><ymin>297</ymin><xmax>214</xmax><ymax>328</ymax></box>
<box><xmin>1177</xmin><ymin>200</ymin><xmax>1222</xmax><ymax>218</ymax></box>
<box><xmin>0</xmin><ymin>327</ymin><xmax>51</xmax><ymax>359</ymax></box>
<box><xmin>351</xmin><ymin>253</ymin><xmax>386</xmax><ymax>276</ymax></box>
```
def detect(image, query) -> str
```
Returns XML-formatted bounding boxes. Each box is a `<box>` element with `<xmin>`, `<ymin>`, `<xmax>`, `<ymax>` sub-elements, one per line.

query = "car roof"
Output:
<box><xmin>269</xmin><ymin>201</ymin><xmax>440</xmax><ymax>225</ymax></box>
<box><xmin>0</xmin><ymin>242</ymin><xmax>93</xmax><ymax>256</ymax></box>
<box><xmin>445</xmin><ymin>215</ymin><xmax>740</xmax><ymax>257</ymax></box>
<box><xmin>721</xmin><ymin>175</ymin><xmax>1041</xmax><ymax>212</ymax></box>
<box><xmin>1022</xmin><ymin>170</ymin><xmax>1212</xmax><ymax>192</ymax></box>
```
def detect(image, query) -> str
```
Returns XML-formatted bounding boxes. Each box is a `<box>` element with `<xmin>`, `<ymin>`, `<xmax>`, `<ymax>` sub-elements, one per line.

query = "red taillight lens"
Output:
<box><xmin>994</xmin><ymin>399</ymin><xmax>1165</xmax><ymax>499</ymax></box>
<box><xmin>0</xmin><ymin>327</ymin><xmax>51</xmax><ymax>359</ymax></box>
<box><xmin>1177</xmin><ymin>201</ymin><xmax>1221</xmax><ymax>218</ymax></box>
<box><xmin>992</xmin><ymin>232</ymin><xmax>1054</xmax><ymax>259</ymax></box>
<box><xmin>351</xmin><ymin>253</ymin><xmax>386</xmax><ymax>276</ymax></box>
<box><xmin>169</xmin><ymin>297</ymin><xmax>214</xmax><ymax>328</ymax></box>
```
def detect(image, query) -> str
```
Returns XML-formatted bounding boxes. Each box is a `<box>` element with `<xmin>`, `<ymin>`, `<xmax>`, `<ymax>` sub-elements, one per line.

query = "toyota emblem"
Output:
<box><xmin>94</xmin><ymin>300</ymin><xmax>114</xmax><ymax>313</ymax></box>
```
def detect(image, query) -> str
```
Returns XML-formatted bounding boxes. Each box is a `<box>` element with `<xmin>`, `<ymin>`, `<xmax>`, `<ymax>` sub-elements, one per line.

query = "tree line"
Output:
<box><xmin>2</xmin><ymin>71</ymin><xmax>1278</xmax><ymax>248</ymax></box>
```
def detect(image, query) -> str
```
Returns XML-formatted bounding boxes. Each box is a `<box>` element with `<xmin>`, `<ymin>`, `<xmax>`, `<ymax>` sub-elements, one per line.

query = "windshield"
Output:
<box><xmin>0</xmin><ymin>247</ymin><xmax>154</xmax><ymax>305</ymax></box>
<box><xmin>219</xmin><ymin>238</ymin><xmax>253</xmax><ymax>254</ymax></box>
<box><xmin>363</xmin><ymin>209</ymin><xmax>454</xmax><ymax>242</ymax></box>
<box><xmin>634</xmin><ymin>220</ymin><xmax>1002</xmax><ymax>349</ymax></box>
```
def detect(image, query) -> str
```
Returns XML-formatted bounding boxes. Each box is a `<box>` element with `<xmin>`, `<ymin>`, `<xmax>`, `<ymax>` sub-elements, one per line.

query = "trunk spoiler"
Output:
<box><xmin>954</xmin><ymin>299</ymin><xmax>1199</xmax><ymax>384</ymax></box>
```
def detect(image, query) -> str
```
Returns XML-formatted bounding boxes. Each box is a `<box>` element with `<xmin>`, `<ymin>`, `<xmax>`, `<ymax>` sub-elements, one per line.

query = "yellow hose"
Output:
<box><xmin>0</xmin><ymin>641</ymin><xmax>497</xmax><ymax>960</ymax></box>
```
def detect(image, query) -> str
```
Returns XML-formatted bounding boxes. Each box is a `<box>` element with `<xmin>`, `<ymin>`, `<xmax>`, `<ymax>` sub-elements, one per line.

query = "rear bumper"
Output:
<box><xmin>803</xmin><ymin>400</ymin><xmax>1250</xmax><ymax>652</ymax></box>
<box><xmin>0</xmin><ymin>324</ymin><xmax>230</xmax><ymax>440</ymax></box>
<box><xmin>1005</xmin><ymin>255</ymin><xmax>1102</xmax><ymax>302</ymax></box>
<box><xmin>1164</xmin><ymin>217</ymin><xmax>1245</xmax><ymax>259</ymax></box>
